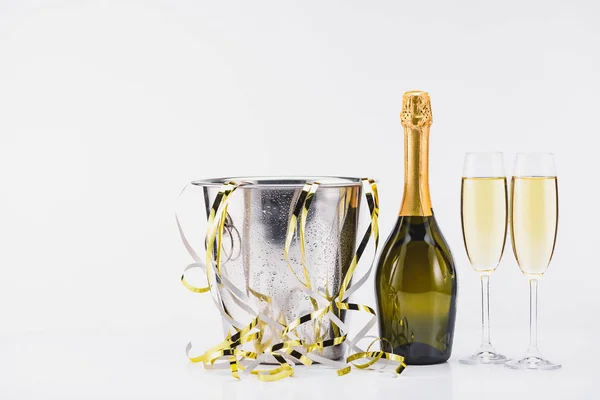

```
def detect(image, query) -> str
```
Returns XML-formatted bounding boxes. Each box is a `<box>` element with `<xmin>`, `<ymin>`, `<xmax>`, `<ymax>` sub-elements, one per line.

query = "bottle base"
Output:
<box><xmin>393</xmin><ymin>342</ymin><xmax>450</xmax><ymax>365</ymax></box>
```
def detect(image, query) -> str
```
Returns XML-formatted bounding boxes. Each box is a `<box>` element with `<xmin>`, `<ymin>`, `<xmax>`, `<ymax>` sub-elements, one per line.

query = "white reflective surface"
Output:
<box><xmin>1</xmin><ymin>327</ymin><xmax>595</xmax><ymax>399</ymax></box>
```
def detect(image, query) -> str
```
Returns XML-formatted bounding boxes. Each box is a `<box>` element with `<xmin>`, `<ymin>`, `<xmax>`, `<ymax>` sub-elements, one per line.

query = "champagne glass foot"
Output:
<box><xmin>505</xmin><ymin>355</ymin><xmax>561</xmax><ymax>370</ymax></box>
<box><xmin>459</xmin><ymin>350</ymin><xmax>508</xmax><ymax>365</ymax></box>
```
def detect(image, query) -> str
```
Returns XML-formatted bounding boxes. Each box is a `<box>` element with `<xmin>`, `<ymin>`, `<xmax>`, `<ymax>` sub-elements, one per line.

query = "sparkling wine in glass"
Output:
<box><xmin>505</xmin><ymin>153</ymin><xmax>560</xmax><ymax>370</ymax></box>
<box><xmin>459</xmin><ymin>152</ymin><xmax>509</xmax><ymax>365</ymax></box>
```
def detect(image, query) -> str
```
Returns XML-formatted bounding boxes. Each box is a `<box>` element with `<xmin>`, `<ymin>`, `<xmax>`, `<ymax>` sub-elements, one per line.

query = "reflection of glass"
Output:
<box><xmin>459</xmin><ymin>153</ymin><xmax>508</xmax><ymax>365</ymax></box>
<box><xmin>506</xmin><ymin>154</ymin><xmax>561</xmax><ymax>370</ymax></box>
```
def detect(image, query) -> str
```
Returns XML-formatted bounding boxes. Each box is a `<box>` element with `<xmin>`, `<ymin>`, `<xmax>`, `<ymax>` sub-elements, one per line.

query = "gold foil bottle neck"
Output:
<box><xmin>399</xmin><ymin>90</ymin><xmax>432</xmax><ymax>217</ymax></box>
<box><xmin>400</xmin><ymin>90</ymin><xmax>433</xmax><ymax>128</ymax></box>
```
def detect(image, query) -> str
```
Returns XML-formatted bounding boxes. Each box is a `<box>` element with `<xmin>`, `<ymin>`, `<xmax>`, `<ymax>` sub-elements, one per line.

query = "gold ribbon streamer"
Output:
<box><xmin>180</xmin><ymin>178</ymin><xmax>406</xmax><ymax>380</ymax></box>
<box><xmin>181</xmin><ymin>263</ymin><xmax>210</xmax><ymax>293</ymax></box>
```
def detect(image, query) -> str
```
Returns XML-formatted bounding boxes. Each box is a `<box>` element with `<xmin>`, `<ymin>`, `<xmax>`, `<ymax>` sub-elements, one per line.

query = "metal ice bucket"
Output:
<box><xmin>182</xmin><ymin>177</ymin><xmax>364</xmax><ymax>361</ymax></box>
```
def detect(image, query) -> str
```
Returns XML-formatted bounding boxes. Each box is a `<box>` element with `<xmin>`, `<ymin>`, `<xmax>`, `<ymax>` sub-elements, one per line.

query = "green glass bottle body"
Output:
<box><xmin>375</xmin><ymin>215</ymin><xmax>457</xmax><ymax>364</ymax></box>
<box><xmin>375</xmin><ymin>91</ymin><xmax>457</xmax><ymax>365</ymax></box>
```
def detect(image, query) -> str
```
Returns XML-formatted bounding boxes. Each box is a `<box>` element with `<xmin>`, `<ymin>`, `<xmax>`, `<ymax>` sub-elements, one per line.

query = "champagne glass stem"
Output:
<box><xmin>527</xmin><ymin>278</ymin><xmax>540</xmax><ymax>355</ymax></box>
<box><xmin>480</xmin><ymin>274</ymin><xmax>492</xmax><ymax>350</ymax></box>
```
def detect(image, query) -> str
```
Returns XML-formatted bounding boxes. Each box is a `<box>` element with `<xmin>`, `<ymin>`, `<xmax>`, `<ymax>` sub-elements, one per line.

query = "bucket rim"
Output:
<box><xmin>190</xmin><ymin>176</ymin><xmax>368</xmax><ymax>189</ymax></box>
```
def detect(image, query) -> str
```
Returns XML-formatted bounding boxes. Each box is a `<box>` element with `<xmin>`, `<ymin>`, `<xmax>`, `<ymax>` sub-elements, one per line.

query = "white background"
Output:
<box><xmin>0</xmin><ymin>0</ymin><xmax>599</xmax><ymax>398</ymax></box>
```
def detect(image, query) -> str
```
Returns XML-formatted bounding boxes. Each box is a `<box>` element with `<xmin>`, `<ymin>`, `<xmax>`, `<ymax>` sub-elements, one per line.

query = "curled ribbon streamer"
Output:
<box><xmin>178</xmin><ymin>183</ymin><xmax>253</xmax><ymax>332</ymax></box>
<box><xmin>279</xmin><ymin>178</ymin><xmax>401</xmax><ymax>375</ymax></box>
<box><xmin>180</xmin><ymin>263</ymin><xmax>210</xmax><ymax>293</ymax></box>
<box><xmin>179</xmin><ymin>178</ymin><xmax>406</xmax><ymax>380</ymax></box>
<box><xmin>337</xmin><ymin>179</ymin><xmax>380</xmax><ymax>302</ymax></box>
<box><xmin>283</xmin><ymin>183</ymin><xmax>328</xmax><ymax>310</ymax></box>
<box><xmin>181</xmin><ymin>181</ymin><xmax>298</xmax><ymax>378</ymax></box>
<box><xmin>282</xmin><ymin>179</ymin><xmax>405</xmax><ymax>375</ymax></box>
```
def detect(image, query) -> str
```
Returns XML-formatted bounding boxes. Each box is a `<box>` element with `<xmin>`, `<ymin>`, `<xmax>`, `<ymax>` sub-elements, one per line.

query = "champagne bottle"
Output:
<box><xmin>375</xmin><ymin>91</ymin><xmax>457</xmax><ymax>365</ymax></box>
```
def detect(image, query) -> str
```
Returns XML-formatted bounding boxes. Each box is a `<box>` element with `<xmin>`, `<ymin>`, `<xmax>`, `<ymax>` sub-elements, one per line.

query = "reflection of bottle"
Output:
<box><xmin>375</xmin><ymin>91</ymin><xmax>457</xmax><ymax>365</ymax></box>
<box><xmin>375</xmin><ymin>363</ymin><xmax>454</xmax><ymax>399</ymax></box>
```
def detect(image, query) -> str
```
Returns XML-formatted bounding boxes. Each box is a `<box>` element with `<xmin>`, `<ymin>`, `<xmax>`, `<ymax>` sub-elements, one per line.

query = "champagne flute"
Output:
<box><xmin>505</xmin><ymin>153</ymin><xmax>561</xmax><ymax>370</ymax></box>
<box><xmin>459</xmin><ymin>152</ymin><xmax>509</xmax><ymax>365</ymax></box>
